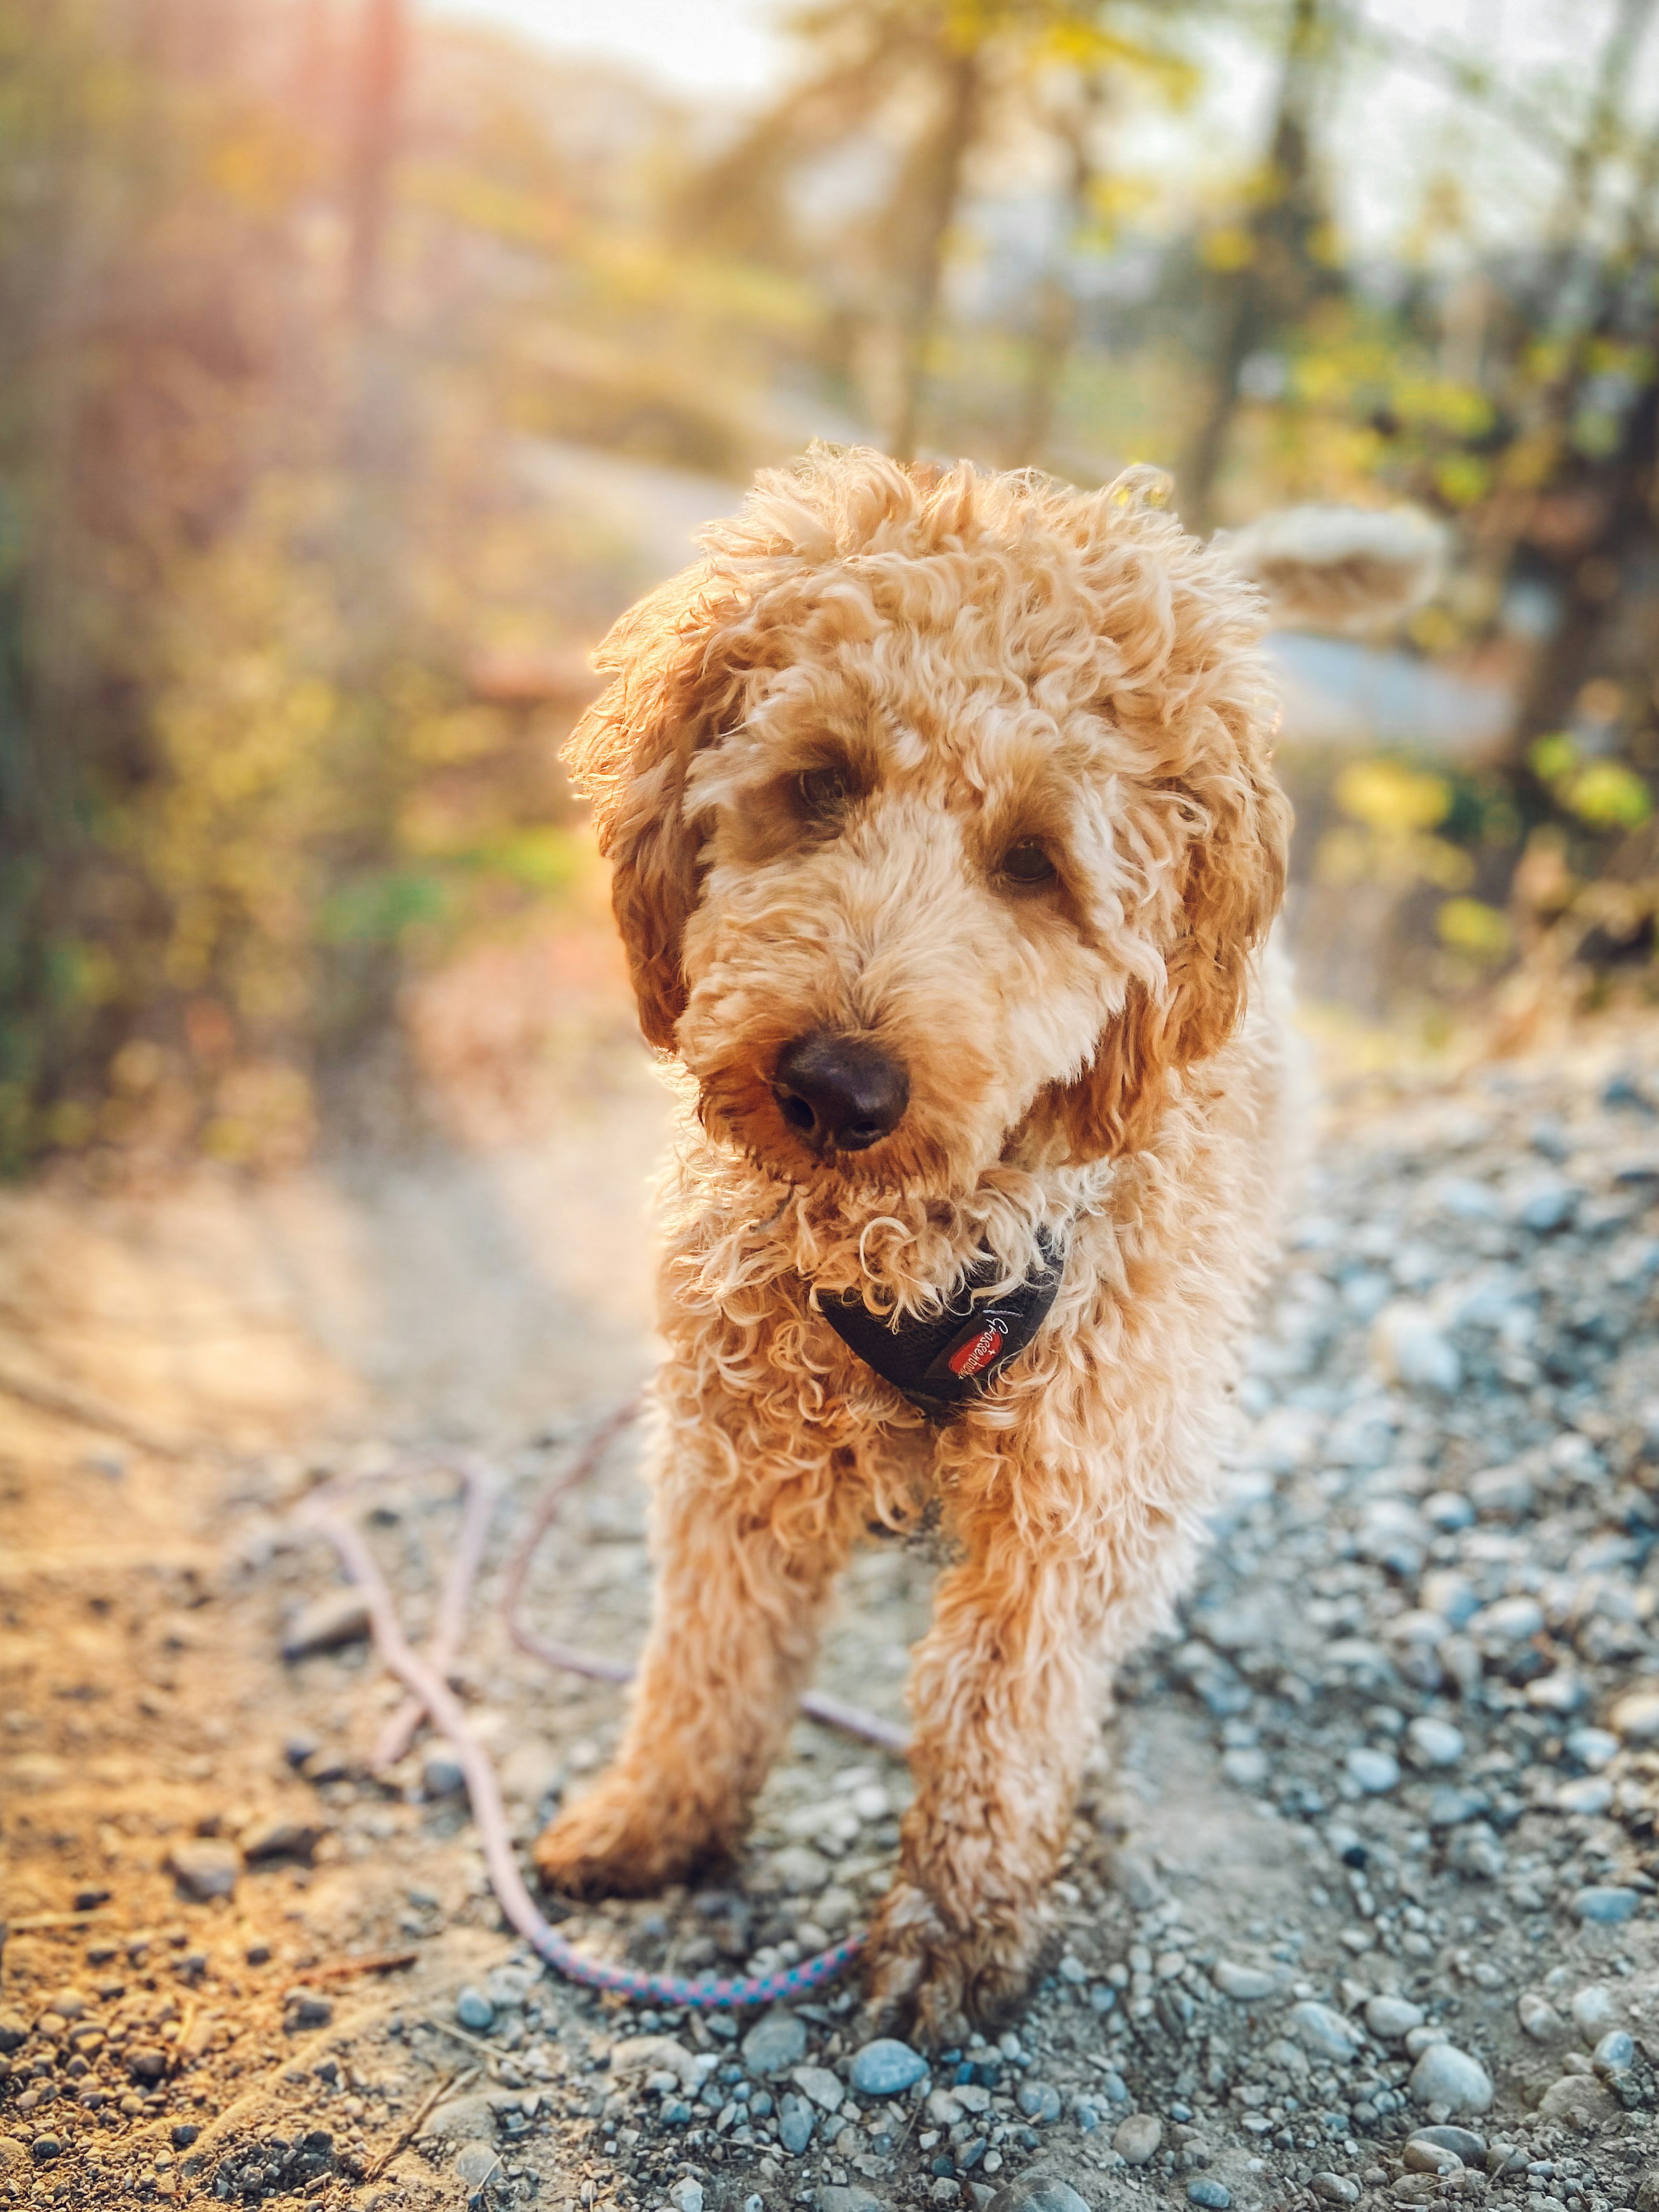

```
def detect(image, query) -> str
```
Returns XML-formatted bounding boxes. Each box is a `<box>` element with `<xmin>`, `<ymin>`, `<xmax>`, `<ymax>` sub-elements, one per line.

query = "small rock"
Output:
<box><xmin>126</xmin><ymin>2047</ymin><xmax>169</xmax><ymax>2083</ymax></box>
<box><xmin>454</xmin><ymin>1987</ymin><xmax>495</xmax><ymax>2033</ymax></box>
<box><xmin>422</xmin><ymin>2093</ymin><xmax>500</xmax><ymax>2143</ymax></box>
<box><xmin>1637</xmin><ymin>2171</ymin><xmax>1659</xmax><ymax>2212</ymax></box>
<box><xmin>1014</xmin><ymin>2080</ymin><xmax>1061</xmax><ymax>2122</ymax></box>
<box><xmin>283</xmin><ymin>1991</ymin><xmax>332</xmax><ymax>2032</ymax></box>
<box><xmin>44</xmin><ymin>1990</ymin><xmax>84</xmax><ymax>2022</ymax></box>
<box><xmin>29</xmin><ymin>2136</ymin><xmax>60</xmax><ymax>2165</ymax></box>
<box><xmin>0</xmin><ymin>2016</ymin><xmax>28</xmax><ymax>2055</ymax></box>
<box><xmin>1212</xmin><ymin>1960</ymin><xmax>1279</xmax><ymax>1999</ymax></box>
<box><xmin>742</xmin><ymin>2009</ymin><xmax>808</xmax><ymax>2075</ymax></box>
<box><xmin>170</xmin><ymin>2124</ymin><xmax>200</xmax><ymax>2150</ymax></box>
<box><xmin>848</xmin><ymin>2037</ymin><xmax>927</xmax><ymax>2096</ymax></box>
<box><xmin>792</xmin><ymin>2065</ymin><xmax>843</xmax><ymax>2112</ymax></box>
<box><xmin>1187</xmin><ymin>2185</ymin><xmax>1230</xmax><ymax>2210</ymax></box>
<box><xmin>239</xmin><ymin>1816</ymin><xmax>328</xmax><ymax>1863</ymax></box>
<box><xmin>1310</xmin><ymin>2177</ymin><xmax>1359</xmax><ymax>2206</ymax></box>
<box><xmin>1471</xmin><ymin>1594</ymin><xmax>1545</xmax><ymax>1643</ymax></box>
<box><xmin>1408</xmin><ymin>2043</ymin><xmax>1493</xmax><ymax>2114</ymax></box>
<box><xmin>817</xmin><ymin>2190</ymin><xmax>882</xmax><ymax>2212</ymax></box>
<box><xmin>1402</xmin><ymin>2141</ymin><xmax>1462</xmax><ymax>2175</ymax></box>
<box><xmin>1374</xmin><ymin>1304</ymin><xmax>1460</xmax><ymax>1393</ymax></box>
<box><xmin>612</xmin><ymin>2035</ymin><xmax>698</xmax><ymax>2088</ymax></box>
<box><xmin>1594</xmin><ymin>2028</ymin><xmax>1637</xmax><ymax>2075</ymax></box>
<box><xmin>669</xmin><ymin>2181</ymin><xmax>704</xmax><ymax>2212</ymax></box>
<box><xmin>166</xmin><ymin>1837</ymin><xmax>241</xmax><ymax>1901</ymax></box>
<box><xmin>1571</xmin><ymin>1985</ymin><xmax>1616</xmax><ymax>2039</ymax></box>
<box><xmin>1412</xmin><ymin>2126</ymin><xmax>1486</xmax><ymax>2165</ymax></box>
<box><xmin>1405</xmin><ymin>1717</ymin><xmax>1465</xmax><ymax>1768</ymax></box>
<box><xmin>1556</xmin><ymin>1776</ymin><xmax>1615</xmax><ymax>1816</ymax></box>
<box><xmin>1537</xmin><ymin>2074</ymin><xmax>1620</xmax><ymax>2126</ymax></box>
<box><xmin>1113</xmin><ymin>2112</ymin><xmax>1162</xmax><ymax>2166</ymax></box>
<box><xmin>281</xmin><ymin>1588</ymin><xmax>371</xmax><ymax>1661</ymax></box>
<box><xmin>1345</xmin><ymin>1747</ymin><xmax>1400</xmax><ymax>1795</ymax></box>
<box><xmin>981</xmin><ymin>2183</ymin><xmax>1090</xmax><ymax>2212</ymax></box>
<box><xmin>1566</xmin><ymin>1727</ymin><xmax>1618</xmax><ymax>1769</ymax></box>
<box><xmin>1289</xmin><ymin>2000</ymin><xmax>1364</xmax><ymax>2063</ymax></box>
<box><xmin>1220</xmin><ymin>1746</ymin><xmax>1270</xmax><ymax>1787</ymax></box>
<box><xmin>770</xmin><ymin>1845</ymin><xmax>831</xmax><ymax>1894</ymax></box>
<box><xmin>1365</xmin><ymin>1995</ymin><xmax>1425</xmax><ymax>2040</ymax></box>
<box><xmin>422</xmin><ymin>1750</ymin><xmax>466</xmax><ymax>1797</ymax></box>
<box><xmin>777</xmin><ymin>2091</ymin><xmax>815</xmax><ymax>2154</ymax></box>
<box><xmin>1518</xmin><ymin>1993</ymin><xmax>1566</xmax><ymax>2043</ymax></box>
<box><xmin>454</xmin><ymin>2143</ymin><xmax>500</xmax><ymax>2188</ymax></box>
<box><xmin>1574</xmin><ymin>1885</ymin><xmax>1640</xmax><ymax>1924</ymax></box>
<box><xmin>1609</xmin><ymin>1689</ymin><xmax>1659</xmax><ymax>1743</ymax></box>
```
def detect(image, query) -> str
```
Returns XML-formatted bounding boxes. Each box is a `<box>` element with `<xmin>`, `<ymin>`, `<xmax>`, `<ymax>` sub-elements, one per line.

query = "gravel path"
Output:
<box><xmin>8</xmin><ymin>1024</ymin><xmax>1659</xmax><ymax>2212</ymax></box>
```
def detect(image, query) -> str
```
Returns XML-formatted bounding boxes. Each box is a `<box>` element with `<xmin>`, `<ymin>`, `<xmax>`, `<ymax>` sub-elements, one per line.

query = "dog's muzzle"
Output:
<box><xmin>772</xmin><ymin>1031</ymin><xmax>909</xmax><ymax>1154</ymax></box>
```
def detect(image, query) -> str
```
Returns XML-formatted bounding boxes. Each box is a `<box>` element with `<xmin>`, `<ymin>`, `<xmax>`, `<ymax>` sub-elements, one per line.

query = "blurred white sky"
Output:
<box><xmin>427</xmin><ymin>0</ymin><xmax>1659</xmax><ymax>259</ymax></box>
<box><xmin>427</xmin><ymin>0</ymin><xmax>784</xmax><ymax>96</ymax></box>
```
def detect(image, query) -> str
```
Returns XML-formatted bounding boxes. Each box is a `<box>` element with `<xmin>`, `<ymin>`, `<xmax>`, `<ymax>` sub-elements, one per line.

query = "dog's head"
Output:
<box><xmin>567</xmin><ymin>449</ymin><xmax>1296</xmax><ymax>1194</ymax></box>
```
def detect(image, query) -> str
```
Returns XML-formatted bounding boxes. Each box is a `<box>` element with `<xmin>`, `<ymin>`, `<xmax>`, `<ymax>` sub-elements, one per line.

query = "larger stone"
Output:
<box><xmin>1289</xmin><ymin>2001</ymin><xmax>1363</xmax><ymax>2063</ymax></box>
<box><xmin>1575</xmin><ymin>1885</ymin><xmax>1641</xmax><ymax>1924</ymax></box>
<box><xmin>166</xmin><ymin>1838</ymin><xmax>241</xmax><ymax>1901</ymax></box>
<box><xmin>1411</xmin><ymin>2126</ymin><xmax>1486</xmax><ymax>2166</ymax></box>
<box><xmin>422</xmin><ymin>2093</ymin><xmax>500</xmax><ymax>2142</ymax></box>
<box><xmin>1538</xmin><ymin>2075</ymin><xmax>1620</xmax><ymax>2127</ymax></box>
<box><xmin>1213</xmin><ymin>1960</ymin><xmax>1280</xmax><ymax>2000</ymax></box>
<box><xmin>848</xmin><ymin>2038</ymin><xmax>927</xmax><ymax>2096</ymax></box>
<box><xmin>1609</xmin><ymin>1690</ymin><xmax>1659</xmax><ymax>1744</ymax></box>
<box><xmin>777</xmin><ymin>2093</ymin><xmax>815</xmax><ymax>2154</ymax></box>
<box><xmin>281</xmin><ymin>1588</ymin><xmax>371</xmax><ymax>1661</ymax></box>
<box><xmin>1365</xmin><ymin>1996</ymin><xmax>1425</xmax><ymax>2042</ymax></box>
<box><xmin>817</xmin><ymin>2190</ymin><xmax>882</xmax><ymax>2212</ymax></box>
<box><xmin>791</xmin><ymin>2065</ymin><xmax>843</xmax><ymax>2114</ymax></box>
<box><xmin>1113</xmin><ymin>2112</ymin><xmax>1162</xmax><ymax>2166</ymax></box>
<box><xmin>983</xmin><ymin>2183</ymin><xmax>1091</xmax><ymax>2212</ymax></box>
<box><xmin>1408</xmin><ymin>2043</ymin><xmax>1492</xmax><ymax>2114</ymax></box>
<box><xmin>741</xmin><ymin>2009</ymin><xmax>807</xmax><ymax>2076</ymax></box>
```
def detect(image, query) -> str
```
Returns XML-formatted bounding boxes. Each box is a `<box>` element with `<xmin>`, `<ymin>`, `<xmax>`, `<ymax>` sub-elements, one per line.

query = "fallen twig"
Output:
<box><xmin>369</xmin><ymin>2064</ymin><xmax>477</xmax><ymax>2181</ymax></box>
<box><xmin>290</xmin><ymin>1949</ymin><xmax>419</xmax><ymax>1984</ymax></box>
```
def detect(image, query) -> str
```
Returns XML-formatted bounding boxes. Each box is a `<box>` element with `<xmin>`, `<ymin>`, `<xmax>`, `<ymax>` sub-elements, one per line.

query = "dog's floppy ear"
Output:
<box><xmin>563</xmin><ymin>563</ymin><xmax>746</xmax><ymax>1049</ymax></box>
<box><xmin>1032</xmin><ymin>721</ymin><xmax>1292</xmax><ymax>1163</ymax></box>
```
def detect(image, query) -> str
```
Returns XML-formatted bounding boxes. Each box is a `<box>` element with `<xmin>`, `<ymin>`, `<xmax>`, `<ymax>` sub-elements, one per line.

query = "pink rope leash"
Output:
<box><xmin>300</xmin><ymin>1413</ymin><xmax>904</xmax><ymax>2009</ymax></box>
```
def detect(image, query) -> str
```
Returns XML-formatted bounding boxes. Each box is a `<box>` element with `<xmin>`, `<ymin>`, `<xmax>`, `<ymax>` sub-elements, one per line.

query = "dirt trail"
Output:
<box><xmin>8</xmin><ymin>1020</ymin><xmax>1659</xmax><ymax>2212</ymax></box>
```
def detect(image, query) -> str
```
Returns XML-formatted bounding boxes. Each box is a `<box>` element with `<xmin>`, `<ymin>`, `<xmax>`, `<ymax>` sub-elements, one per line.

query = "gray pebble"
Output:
<box><xmin>1310</xmin><ymin>2178</ymin><xmax>1359</xmax><ymax>2206</ymax></box>
<box><xmin>166</xmin><ymin>1838</ymin><xmax>241</xmax><ymax>1901</ymax></box>
<box><xmin>454</xmin><ymin>2143</ymin><xmax>501</xmax><ymax>2188</ymax></box>
<box><xmin>1212</xmin><ymin>1960</ymin><xmax>1279</xmax><ymax>1999</ymax></box>
<box><xmin>1187</xmin><ymin>2185</ymin><xmax>1230</xmax><ymax>2210</ymax></box>
<box><xmin>0</xmin><ymin>2014</ymin><xmax>30</xmax><ymax>2055</ymax></box>
<box><xmin>1610</xmin><ymin>1690</ymin><xmax>1659</xmax><ymax>1744</ymax></box>
<box><xmin>742</xmin><ymin>2007</ymin><xmax>807</xmax><ymax>2075</ymax></box>
<box><xmin>422</xmin><ymin>1749</ymin><xmax>466</xmax><ymax>1797</ymax></box>
<box><xmin>1405</xmin><ymin>1716</ymin><xmax>1465</xmax><ymax>1767</ymax></box>
<box><xmin>1411</xmin><ymin>2126</ymin><xmax>1486</xmax><ymax>2165</ymax></box>
<box><xmin>1014</xmin><ymin>2080</ymin><xmax>1061</xmax><ymax>2122</ymax></box>
<box><xmin>1403</xmin><ymin>2140</ymin><xmax>1463</xmax><ymax>2175</ymax></box>
<box><xmin>1574</xmin><ymin>1885</ymin><xmax>1640</xmax><ymax>1924</ymax></box>
<box><xmin>454</xmin><ymin>1986</ymin><xmax>495</xmax><ymax>2032</ymax></box>
<box><xmin>777</xmin><ymin>2091</ymin><xmax>814</xmax><ymax>2154</ymax></box>
<box><xmin>669</xmin><ymin>2182</ymin><xmax>704</xmax><ymax>2212</ymax></box>
<box><xmin>816</xmin><ymin>2191</ymin><xmax>882</xmax><ymax>2212</ymax></box>
<box><xmin>982</xmin><ymin>2183</ymin><xmax>1090</xmax><ymax>2212</ymax></box>
<box><xmin>1364</xmin><ymin>1995</ymin><xmax>1425</xmax><ymax>2040</ymax></box>
<box><xmin>847</xmin><ymin>2037</ymin><xmax>927</xmax><ymax>2096</ymax></box>
<box><xmin>1289</xmin><ymin>2000</ymin><xmax>1363</xmax><ymax>2063</ymax></box>
<box><xmin>1345</xmin><ymin>1746</ymin><xmax>1400</xmax><ymax>1794</ymax></box>
<box><xmin>1408</xmin><ymin>2042</ymin><xmax>1493</xmax><ymax>2114</ymax></box>
<box><xmin>281</xmin><ymin>1587</ymin><xmax>371</xmax><ymax>1661</ymax></box>
<box><xmin>1595</xmin><ymin>2029</ymin><xmax>1637</xmax><ymax>2074</ymax></box>
<box><xmin>791</xmin><ymin>2064</ymin><xmax>843</xmax><ymax>2113</ymax></box>
<box><xmin>1112</xmin><ymin>2112</ymin><xmax>1162</xmax><ymax>2166</ymax></box>
<box><xmin>1517</xmin><ymin>1993</ymin><xmax>1564</xmax><ymax>2043</ymax></box>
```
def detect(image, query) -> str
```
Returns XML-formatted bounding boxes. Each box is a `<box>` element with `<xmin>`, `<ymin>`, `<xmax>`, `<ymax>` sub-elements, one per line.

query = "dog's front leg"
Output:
<box><xmin>533</xmin><ymin>1383</ymin><xmax>859</xmax><ymax>1899</ymax></box>
<box><xmin>864</xmin><ymin>1483</ymin><xmax>1110</xmax><ymax>2044</ymax></box>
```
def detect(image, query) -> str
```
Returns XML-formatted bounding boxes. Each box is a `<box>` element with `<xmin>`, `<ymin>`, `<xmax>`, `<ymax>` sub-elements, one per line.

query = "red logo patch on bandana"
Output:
<box><xmin>947</xmin><ymin>1318</ymin><xmax>1008</xmax><ymax>1379</ymax></box>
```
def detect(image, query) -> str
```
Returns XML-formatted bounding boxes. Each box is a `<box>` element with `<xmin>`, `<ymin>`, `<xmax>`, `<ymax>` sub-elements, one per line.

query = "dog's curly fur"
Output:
<box><xmin>532</xmin><ymin>447</ymin><xmax>1345</xmax><ymax>2042</ymax></box>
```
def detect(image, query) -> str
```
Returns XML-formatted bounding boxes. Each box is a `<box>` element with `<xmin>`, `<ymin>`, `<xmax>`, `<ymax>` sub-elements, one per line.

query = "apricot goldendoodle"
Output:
<box><xmin>533</xmin><ymin>447</ymin><xmax>1436</xmax><ymax>2042</ymax></box>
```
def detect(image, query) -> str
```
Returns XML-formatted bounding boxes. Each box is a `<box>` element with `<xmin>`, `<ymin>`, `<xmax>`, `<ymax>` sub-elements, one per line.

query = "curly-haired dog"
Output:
<box><xmin>534</xmin><ymin>450</ymin><xmax>1439</xmax><ymax>2041</ymax></box>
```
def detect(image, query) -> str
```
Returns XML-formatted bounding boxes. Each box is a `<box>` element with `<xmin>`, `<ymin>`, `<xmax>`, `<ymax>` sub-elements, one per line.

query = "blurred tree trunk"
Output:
<box><xmin>1009</xmin><ymin>84</ymin><xmax>1105</xmax><ymax>471</ymax></box>
<box><xmin>1183</xmin><ymin>0</ymin><xmax>1331</xmax><ymax>532</ymax></box>
<box><xmin>887</xmin><ymin>44</ymin><xmax>981</xmax><ymax>462</ymax></box>
<box><xmin>344</xmin><ymin>0</ymin><xmax>408</xmax><ymax>325</ymax></box>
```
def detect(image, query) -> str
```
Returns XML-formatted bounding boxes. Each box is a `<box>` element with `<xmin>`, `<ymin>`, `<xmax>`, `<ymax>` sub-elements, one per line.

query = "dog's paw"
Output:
<box><xmin>859</xmin><ymin>1878</ymin><xmax>1052</xmax><ymax>2048</ymax></box>
<box><xmin>532</xmin><ymin>1774</ymin><xmax>727</xmax><ymax>1900</ymax></box>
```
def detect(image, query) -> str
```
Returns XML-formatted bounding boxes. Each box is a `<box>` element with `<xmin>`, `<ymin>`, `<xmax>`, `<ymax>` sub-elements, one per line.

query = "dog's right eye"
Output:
<box><xmin>796</xmin><ymin>765</ymin><xmax>854</xmax><ymax>821</ymax></box>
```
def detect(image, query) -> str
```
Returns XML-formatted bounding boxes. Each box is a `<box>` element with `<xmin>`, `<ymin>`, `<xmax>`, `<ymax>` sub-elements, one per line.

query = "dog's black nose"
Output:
<box><xmin>773</xmin><ymin>1032</ymin><xmax>909</xmax><ymax>1152</ymax></box>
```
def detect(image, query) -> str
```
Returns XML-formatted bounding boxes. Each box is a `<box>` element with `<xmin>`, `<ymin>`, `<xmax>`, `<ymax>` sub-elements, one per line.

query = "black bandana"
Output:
<box><xmin>815</xmin><ymin>1232</ymin><xmax>1065</xmax><ymax>1422</ymax></box>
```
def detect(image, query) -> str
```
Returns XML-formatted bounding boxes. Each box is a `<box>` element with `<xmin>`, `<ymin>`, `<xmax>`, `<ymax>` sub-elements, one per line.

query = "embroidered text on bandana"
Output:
<box><xmin>816</xmin><ymin>1232</ymin><xmax>1065</xmax><ymax>1421</ymax></box>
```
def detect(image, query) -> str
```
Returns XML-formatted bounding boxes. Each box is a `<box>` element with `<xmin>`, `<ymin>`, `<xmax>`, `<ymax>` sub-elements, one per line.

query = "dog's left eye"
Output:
<box><xmin>998</xmin><ymin>839</ymin><xmax>1056</xmax><ymax>885</ymax></box>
